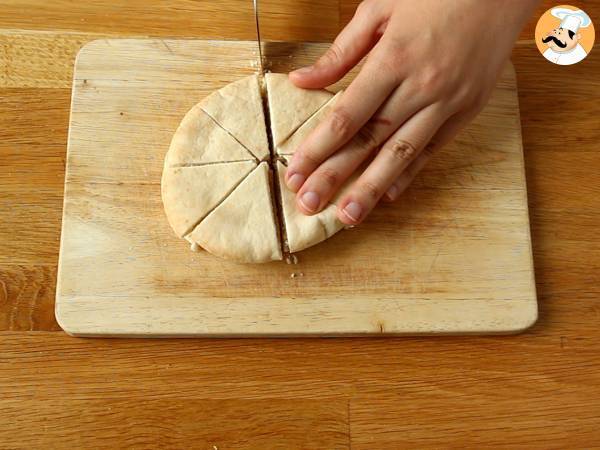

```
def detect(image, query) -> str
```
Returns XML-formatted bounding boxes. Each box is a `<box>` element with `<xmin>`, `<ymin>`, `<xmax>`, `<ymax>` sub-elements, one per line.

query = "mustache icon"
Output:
<box><xmin>542</xmin><ymin>35</ymin><xmax>568</xmax><ymax>48</ymax></box>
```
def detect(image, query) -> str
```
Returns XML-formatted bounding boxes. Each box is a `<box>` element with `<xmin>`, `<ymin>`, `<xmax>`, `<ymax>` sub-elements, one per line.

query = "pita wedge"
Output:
<box><xmin>276</xmin><ymin>160</ymin><xmax>344</xmax><ymax>253</ymax></box>
<box><xmin>277</xmin><ymin>91</ymin><xmax>342</xmax><ymax>156</ymax></box>
<box><xmin>166</xmin><ymin>104</ymin><xmax>255</xmax><ymax>166</ymax></box>
<box><xmin>189</xmin><ymin>162</ymin><xmax>282</xmax><ymax>263</ymax></box>
<box><xmin>265</xmin><ymin>73</ymin><xmax>333</xmax><ymax>148</ymax></box>
<box><xmin>200</xmin><ymin>74</ymin><xmax>269</xmax><ymax>161</ymax></box>
<box><xmin>161</xmin><ymin>161</ymin><xmax>256</xmax><ymax>238</ymax></box>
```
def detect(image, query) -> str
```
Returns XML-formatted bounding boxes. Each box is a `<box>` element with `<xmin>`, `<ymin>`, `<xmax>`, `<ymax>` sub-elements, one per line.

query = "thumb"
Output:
<box><xmin>289</xmin><ymin>2</ymin><xmax>386</xmax><ymax>89</ymax></box>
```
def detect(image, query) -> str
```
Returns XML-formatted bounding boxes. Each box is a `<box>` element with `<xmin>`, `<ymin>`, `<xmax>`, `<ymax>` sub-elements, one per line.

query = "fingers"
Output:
<box><xmin>381</xmin><ymin>146</ymin><xmax>431</xmax><ymax>203</ymax></box>
<box><xmin>289</xmin><ymin>1</ymin><xmax>388</xmax><ymax>89</ymax></box>
<box><xmin>293</xmin><ymin>133</ymin><xmax>374</xmax><ymax>215</ymax></box>
<box><xmin>288</xmin><ymin>81</ymin><xmax>433</xmax><ymax>212</ymax></box>
<box><xmin>336</xmin><ymin>105</ymin><xmax>448</xmax><ymax>225</ymax></box>
<box><xmin>383</xmin><ymin>109</ymin><xmax>479</xmax><ymax>202</ymax></box>
<box><xmin>286</xmin><ymin>49</ymin><xmax>401</xmax><ymax>191</ymax></box>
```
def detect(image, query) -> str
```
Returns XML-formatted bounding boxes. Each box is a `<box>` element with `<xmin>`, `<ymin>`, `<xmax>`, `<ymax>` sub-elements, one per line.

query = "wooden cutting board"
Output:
<box><xmin>55</xmin><ymin>39</ymin><xmax>537</xmax><ymax>336</ymax></box>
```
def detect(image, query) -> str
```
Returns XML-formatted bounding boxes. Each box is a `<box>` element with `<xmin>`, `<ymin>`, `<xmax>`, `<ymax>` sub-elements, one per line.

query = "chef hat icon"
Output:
<box><xmin>551</xmin><ymin>7</ymin><xmax>592</xmax><ymax>33</ymax></box>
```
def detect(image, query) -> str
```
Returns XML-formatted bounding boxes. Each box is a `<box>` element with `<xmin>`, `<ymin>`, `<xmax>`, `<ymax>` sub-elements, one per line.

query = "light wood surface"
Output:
<box><xmin>55</xmin><ymin>39</ymin><xmax>535</xmax><ymax>336</ymax></box>
<box><xmin>1</xmin><ymin>0</ymin><xmax>599</xmax><ymax>446</ymax></box>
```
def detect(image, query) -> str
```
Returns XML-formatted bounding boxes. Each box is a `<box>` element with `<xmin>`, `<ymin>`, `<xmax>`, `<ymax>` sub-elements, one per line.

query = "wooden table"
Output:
<box><xmin>1</xmin><ymin>1</ymin><xmax>599</xmax><ymax>447</ymax></box>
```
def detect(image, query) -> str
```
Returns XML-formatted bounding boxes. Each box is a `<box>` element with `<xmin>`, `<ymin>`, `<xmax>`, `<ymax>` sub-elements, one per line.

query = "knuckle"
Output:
<box><xmin>316</xmin><ymin>167</ymin><xmax>339</xmax><ymax>188</ymax></box>
<box><xmin>450</xmin><ymin>85</ymin><xmax>475</xmax><ymax>108</ymax></box>
<box><xmin>445</xmin><ymin>84</ymin><xmax>489</xmax><ymax>113</ymax></box>
<box><xmin>416</xmin><ymin>64</ymin><xmax>453</xmax><ymax>95</ymax></box>
<box><xmin>359</xmin><ymin>181</ymin><xmax>381</xmax><ymax>200</ymax></box>
<box><xmin>384</xmin><ymin>139</ymin><xmax>418</xmax><ymax>162</ymax></box>
<box><xmin>419</xmin><ymin>68</ymin><xmax>444</xmax><ymax>92</ymax></box>
<box><xmin>328</xmin><ymin>107</ymin><xmax>354</xmax><ymax>141</ymax></box>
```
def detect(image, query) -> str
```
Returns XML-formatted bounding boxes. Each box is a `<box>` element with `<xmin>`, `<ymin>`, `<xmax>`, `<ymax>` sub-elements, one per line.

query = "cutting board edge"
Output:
<box><xmin>55</xmin><ymin>294</ymin><xmax>538</xmax><ymax>337</ymax></box>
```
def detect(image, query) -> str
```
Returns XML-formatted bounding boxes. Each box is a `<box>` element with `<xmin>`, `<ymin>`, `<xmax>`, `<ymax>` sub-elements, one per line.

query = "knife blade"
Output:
<box><xmin>252</xmin><ymin>0</ymin><xmax>264</xmax><ymax>75</ymax></box>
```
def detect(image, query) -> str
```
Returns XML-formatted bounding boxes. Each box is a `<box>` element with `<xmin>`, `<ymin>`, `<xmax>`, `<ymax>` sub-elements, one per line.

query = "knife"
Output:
<box><xmin>253</xmin><ymin>0</ymin><xmax>265</xmax><ymax>75</ymax></box>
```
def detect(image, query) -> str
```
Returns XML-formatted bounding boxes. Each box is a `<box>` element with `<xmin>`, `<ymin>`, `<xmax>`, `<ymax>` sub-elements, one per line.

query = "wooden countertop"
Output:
<box><xmin>1</xmin><ymin>1</ymin><xmax>599</xmax><ymax>447</ymax></box>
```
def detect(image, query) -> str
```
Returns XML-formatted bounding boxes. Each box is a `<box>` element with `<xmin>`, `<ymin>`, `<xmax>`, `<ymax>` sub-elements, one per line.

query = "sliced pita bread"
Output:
<box><xmin>200</xmin><ymin>75</ymin><xmax>270</xmax><ymax>161</ymax></box>
<box><xmin>277</xmin><ymin>91</ymin><xmax>342</xmax><ymax>156</ymax></box>
<box><xmin>189</xmin><ymin>162</ymin><xmax>282</xmax><ymax>263</ymax></box>
<box><xmin>266</xmin><ymin>73</ymin><xmax>333</xmax><ymax>148</ymax></box>
<box><xmin>161</xmin><ymin>161</ymin><xmax>256</xmax><ymax>238</ymax></box>
<box><xmin>276</xmin><ymin>160</ymin><xmax>344</xmax><ymax>253</ymax></box>
<box><xmin>166</xmin><ymin>104</ymin><xmax>255</xmax><ymax>166</ymax></box>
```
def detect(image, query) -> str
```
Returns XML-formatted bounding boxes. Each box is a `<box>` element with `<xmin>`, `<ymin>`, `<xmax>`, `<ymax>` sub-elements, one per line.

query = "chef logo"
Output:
<box><xmin>535</xmin><ymin>5</ymin><xmax>594</xmax><ymax>65</ymax></box>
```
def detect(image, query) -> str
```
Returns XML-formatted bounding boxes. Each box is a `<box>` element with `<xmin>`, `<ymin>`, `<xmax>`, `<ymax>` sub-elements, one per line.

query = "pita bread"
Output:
<box><xmin>200</xmin><ymin>75</ymin><xmax>270</xmax><ymax>161</ymax></box>
<box><xmin>166</xmin><ymin>104</ymin><xmax>255</xmax><ymax>166</ymax></box>
<box><xmin>162</xmin><ymin>75</ymin><xmax>359</xmax><ymax>261</ymax></box>
<box><xmin>276</xmin><ymin>160</ymin><xmax>344</xmax><ymax>253</ymax></box>
<box><xmin>266</xmin><ymin>73</ymin><xmax>333</xmax><ymax>148</ymax></box>
<box><xmin>277</xmin><ymin>91</ymin><xmax>342</xmax><ymax>156</ymax></box>
<box><xmin>161</xmin><ymin>161</ymin><xmax>256</xmax><ymax>237</ymax></box>
<box><xmin>189</xmin><ymin>162</ymin><xmax>282</xmax><ymax>263</ymax></box>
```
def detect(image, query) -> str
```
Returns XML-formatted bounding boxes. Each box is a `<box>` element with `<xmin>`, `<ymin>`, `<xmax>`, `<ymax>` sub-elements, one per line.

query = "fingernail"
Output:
<box><xmin>300</xmin><ymin>191</ymin><xmax>320</xmax><ymax>212</ymax></box>
<box><xmin>385</xmin><ymin>185</ymin><xmax>398</xmax><ymax>201</ymax></box>
<box><xmin>286</xmin><ymin>173</ymin><xmax>305</xmax><ymax>192</ymax></box>
<box><xmin>292</xmin><ymin>66</ymin><xmax>313</xmax><ymax>75</ymax></box>
<box><xmin>342</xmin><ymin>202</ymin><xmax>363</xmax><ymax>222</ymax></box>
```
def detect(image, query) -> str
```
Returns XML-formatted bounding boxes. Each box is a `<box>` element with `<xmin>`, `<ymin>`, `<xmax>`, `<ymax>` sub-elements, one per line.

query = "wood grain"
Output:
<box><xmin>1</xmin><ymin>332</ymin><xmax>600</xmax><ymax>448</ymax></box>
<box><xmin>0</xmin><ymin>0</ymin><xmax>339</xmax><ymax>41</ymax></box>
<box><xmin>0</xmin><ymin>31</ymin><xmax>97</xmax><ymax>88</ymax></box>
<box><xmin>56</xmin><ymin>40</ymin><xmax>536</xmax><ymax>336</ymax></box>
<box><xmin>0</xmin><ymin>265</ymin><xmax>60</xmax><ymax>331</ymax></box>
<box><xmin>0</xmin><ymin>88</ymin><xmax>68</xmax><ymax>267</ymax></box>
<box><xmin>1</xmin><ymin>333</ymin><xmax>599</xmax><ymax>398</ymax></box>
<box><xmin>0</xmin><ymin>0</ymin><xmax>599</xmax><ymax>446</ymax></box>
<box><xmin>0</xmin><ymin>397</ymin><xmax>349</xmax><ymax>449</ymax></box>
<box><xmin>350</xmin><ymin>394</ymin><xmax>600</xmax><ymax>448</ymax></box>
<box><xmin>0</xmin><ymin>88</ymin><xmax>68</xmax><ymax>330</ymax></box>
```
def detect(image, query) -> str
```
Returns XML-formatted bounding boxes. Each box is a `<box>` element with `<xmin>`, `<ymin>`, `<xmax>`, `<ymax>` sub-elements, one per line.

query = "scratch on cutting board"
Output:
<box><xmin>160</xmin><ymin>39</ymin><xmax>174</xmax><ymax>55</ymax></box>
<box><xmin>427</xmin><ymin>248</ymin><xmax>442</xmax><ymax>274</ymax></box>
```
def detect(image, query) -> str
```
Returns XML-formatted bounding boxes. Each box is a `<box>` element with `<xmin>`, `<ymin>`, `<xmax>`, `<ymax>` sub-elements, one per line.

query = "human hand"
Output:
<box><xmin>285</xmin><ymin>0</ymin><xmax>538</xmax><ymax>225</ymax></box>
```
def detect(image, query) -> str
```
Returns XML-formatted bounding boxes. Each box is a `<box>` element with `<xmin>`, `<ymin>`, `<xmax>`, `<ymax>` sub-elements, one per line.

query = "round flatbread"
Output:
<box><xmin>161</xmin><ymin>74</ymin><xmax>348</xmax><ymax>263</ymax></box>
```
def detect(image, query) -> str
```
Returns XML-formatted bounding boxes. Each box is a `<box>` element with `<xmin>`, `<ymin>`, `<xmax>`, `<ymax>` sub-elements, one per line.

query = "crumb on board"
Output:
<box><xmin>190</xmin><ymin>242</ymin><xmax>200</xmax><ymax>252</ymax></box>
<box><xmin>290</xmin><ymin>272</ymin><xmax>304</xmax><ymax>278</ymax></box>
<box><xmin>285</xmin><ymin>254</ymin><xmax>299</xmax><ymax>265</ymax></box>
